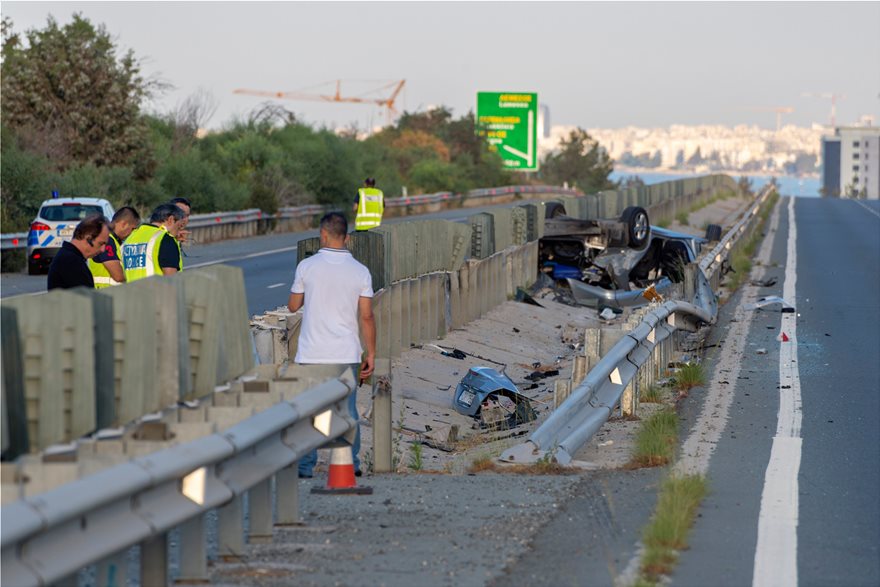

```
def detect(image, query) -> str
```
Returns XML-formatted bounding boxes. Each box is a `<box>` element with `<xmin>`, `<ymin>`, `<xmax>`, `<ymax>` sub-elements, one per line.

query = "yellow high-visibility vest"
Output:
<box><xmin>355</xmin><ymin>187</ymin><xmax>384</xmax><ymax>230</ymax></box>
<box><xmin>88</xmin><ymin>232</ymin><xmax>122</xmax><ymax>289</ymax></box>
<box><xmin>122</xmin><ymin>225</ymin><xmax>182</xmax><ymax>283</ymax></box>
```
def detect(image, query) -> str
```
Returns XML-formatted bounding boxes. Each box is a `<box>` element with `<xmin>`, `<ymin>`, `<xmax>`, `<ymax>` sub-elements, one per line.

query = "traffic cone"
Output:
<box><xmin>777</xmin><ymin>332</ymin><xmax>790</xmax><ymax>342</ymax></box>
<box><xmin>311</xmin><ymin>445</ymin><xmax>373</xmax><ymax>495</ymax></box>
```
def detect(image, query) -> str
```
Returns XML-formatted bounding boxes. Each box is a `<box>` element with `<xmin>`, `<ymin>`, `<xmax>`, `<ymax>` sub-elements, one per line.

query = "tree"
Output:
<box><xmin>539</xmin><ymin>128</ymin><xmax>615</xmax><ymax>194</ymax></box>
<box><xmin>1</xmin><ymin>14</ymin><xmax>160</xmax><ymax>176</ymax></box>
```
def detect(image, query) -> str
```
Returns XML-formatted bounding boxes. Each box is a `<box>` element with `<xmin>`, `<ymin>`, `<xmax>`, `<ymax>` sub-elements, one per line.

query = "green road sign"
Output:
<box><xmin>476</xmin><ymin>92</ymin><xmax>538</xmax><ymax>171</ymax></box>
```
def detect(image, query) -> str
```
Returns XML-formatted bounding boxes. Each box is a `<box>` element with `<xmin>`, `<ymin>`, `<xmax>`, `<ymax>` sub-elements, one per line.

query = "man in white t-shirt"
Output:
<box><xmin>288</xmin><ymin>212</ymin><xmax>376</xmax><ymax>478</ymax></box>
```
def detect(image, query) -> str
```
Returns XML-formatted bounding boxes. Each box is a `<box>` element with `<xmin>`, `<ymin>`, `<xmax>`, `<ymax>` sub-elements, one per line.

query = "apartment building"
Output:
<box><xmin>822</xmin><ymin>127</ymin><xmax>880</xmax><ymax>198</ymax></box>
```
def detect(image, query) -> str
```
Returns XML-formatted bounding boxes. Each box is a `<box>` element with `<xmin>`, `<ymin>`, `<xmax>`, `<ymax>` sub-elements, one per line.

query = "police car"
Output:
<box><xmin>27</xmin><ymin>195</ymin><xmax>115</xmax><ymax>275</ymax></box>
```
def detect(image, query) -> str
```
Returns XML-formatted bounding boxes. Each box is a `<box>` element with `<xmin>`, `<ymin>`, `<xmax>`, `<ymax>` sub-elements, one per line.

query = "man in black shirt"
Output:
<box><xmin>47</xmin><ymin>215</ymin><xmax>111</xmax><ymax>290</ymax></box>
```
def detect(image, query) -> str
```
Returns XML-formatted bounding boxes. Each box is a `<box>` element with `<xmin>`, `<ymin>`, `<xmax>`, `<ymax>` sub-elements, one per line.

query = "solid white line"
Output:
<box><xmin>852</xmin><ymin>198</ymin><xmax>880</xmax><ymax>220</ymax></box>
<box><xmin>187</xmin><ymin>244</ymin><xmax>299</xmax><ymax>269</ymax></box>
<box><xmin>267</xmin><ymin>283</ymin><xmax>286</xmax><ymax>289</ymax></box>
<box><xmin>753</xmin><ymin>196</ymin><xmax>803</xmax><ymax>587</ymax></box>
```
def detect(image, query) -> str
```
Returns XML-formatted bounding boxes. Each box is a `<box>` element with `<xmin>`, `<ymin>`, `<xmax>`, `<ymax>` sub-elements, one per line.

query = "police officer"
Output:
<box><xmin>353</xmin><ymin>177</ymin><xmax>384</xmax><ymax>231</ymax></box>
<box><xmin>169</xmin><ymin>197</ymin><xmax>192</xmax><ymax>245</ymax></box>
<box><xmin>88</xmin><ymin>206</ymin><xmax>141</xmax><ymax>288</ymax></box>
<box><xmin>122</xmin><ymin>203</ymin><xmax>185</xmax><ymax>282</ymax></box>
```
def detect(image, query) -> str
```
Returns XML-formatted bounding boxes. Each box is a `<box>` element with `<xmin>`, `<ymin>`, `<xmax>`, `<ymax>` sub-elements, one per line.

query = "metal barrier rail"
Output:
<box><xmin>700</xmin><ymin>184</ymin><xmax>774</xmax><ymax>280</ymax></box>
<box><xmin>500</xmin><ymin>301</ymin><xmax>712</xmax><ymax>465</ymax></box>
<box><xmin>0</xmin><ymin>373</ymin><xmax>357</xmax><ymax>587</ymax></box>
<box><xmin>0</xmin><ymin>185</ymin><xmax>580</xmax><ymax>250</ymax></box>
<box><xmin>186</xmin><ymin>208</ymin><xmax>263</xmax><ymax>228</ymax></box>
<box><xmin>500</xmin><ymin>185</ymin><xmax>777</xmax><ymax>465</ymax></box>
<box><xmin>0</xmin><ymin>233</ymin><xmax>27</xmax><ymax>251</ymax></box>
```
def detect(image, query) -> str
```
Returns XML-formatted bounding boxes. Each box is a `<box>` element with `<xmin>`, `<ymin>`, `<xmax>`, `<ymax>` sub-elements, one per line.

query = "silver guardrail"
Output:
<box><xmin>0</xmin><ymin>185</ymin><xmax>579</xmax><ymax>250</ymax></box>
<box><xmin>501</xmin><ymin>184</ymin><xmax>776</xmax><ymax>465</ymax></box>
<box><xmin>700</xmin><ymin>183</ymin><xmax>774</xmax><ymax>280</ymax></box>
<box><xmin>500</xmin><ymin>301</ymin><xmax>712</xmax><ymax>465</ymax></box>
<box><xmin>0</xmin><ymin>373</ymin><xmax>356</xmax><ymax>587</ymax></box>
<box><xmin>0</xmin><ymin>233</ymin><xmax>27</xmax><ymax>251</ymax></box>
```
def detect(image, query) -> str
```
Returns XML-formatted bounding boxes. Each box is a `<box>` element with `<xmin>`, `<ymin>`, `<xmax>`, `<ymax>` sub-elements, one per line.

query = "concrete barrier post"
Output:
<box><xmin>371</xmin><ymin>358</ymin><xmax>393</xmax><ymax>473</ymax></box>
<box><xmin>217</xmin><ymin>494</ymin><xmax>245</xmax><ymax>559</ymax></box>
<box><xmin>554</xmin><ymin>380</ymin><xmax>571</xmax><ymax>408</ymax></box>
<box><xmin>451</xmin><ymin>266</ymin><xmax>464</xmax><ymax>330</ymax></box>
<box><xmin>248</xmin><ymin>479</ymin><xmax>274</xmax><ymax>543</ymax></box>
<box><xmin>420</xmin><ymin>275</ymin><xmax>431</xmax><ymax>343</ymax></box>
<box><xmin>275</xmin><ymin>465</ymin><xmax>300</xmax><ymax>526</ymax></box>
<box><xmin>390</xmin><ymin>282</ymin><xmax>403</xmax><ymax>358</ymax></box>
<box><xmin>467</xmin><ymin>260</ymin><xmax>479</xmax><ymax>323</ymax></box>
<box><xmin>140</xmin><ymin>534</ymin><xmax>168</xmax><ymax>586</ymax></box>
<box><xmin>400</xmin><ymin>280</ymin><xmax>412</xmax><ymax>352</ymax></box>
<box><xmin>571</xmin><ymin>355</ymin><xmax>587</xmax><ymax>388</ymax></box>
<box><xmin>176</xmin><ymin>514</ymin><xmax>209</xmax><ymax>581</ymax></box>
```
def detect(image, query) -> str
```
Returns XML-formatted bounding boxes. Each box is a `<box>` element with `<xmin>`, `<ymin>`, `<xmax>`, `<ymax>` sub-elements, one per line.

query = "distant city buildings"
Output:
<box><xmin>821</xmin><ymin>127</ymin><xmax>880</xmax><ymax>199</ymax></box>
<box><xmin>539</xmin><ymin>124</ymin><xmax>824</xmax><ymax>177</ymax></box>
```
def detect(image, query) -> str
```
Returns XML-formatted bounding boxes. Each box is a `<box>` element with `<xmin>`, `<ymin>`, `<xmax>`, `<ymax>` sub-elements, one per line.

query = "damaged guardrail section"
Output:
<box><xmin>500</xmin><ymin>183</ymin><xmax>776</xmax><ymax>465</ymax></box>
<box><xmin>0</xmin><ymin>372</ymin><xmax>357</xmax><ymax>587</ymax></box>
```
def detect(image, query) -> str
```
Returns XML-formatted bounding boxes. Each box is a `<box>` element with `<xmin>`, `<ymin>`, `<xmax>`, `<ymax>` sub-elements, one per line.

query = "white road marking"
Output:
<box><xmin>267</xmin><ymin>282</ymin><xmax>286</xmax><ymax>289</ymax></box>
<box><xmin>753</xmin><ymin>196</ymin><xmax>802</xmax><ymax>587</ymax></box>
<box><xmin>187</xmin><ymin>244</ymin><xmax>298</xmax><ymax>269</ymax></box>
<box><xmin>852</xmin><ymin>198</ymin><xmax>880</xmax><ymax>220</ymax></box>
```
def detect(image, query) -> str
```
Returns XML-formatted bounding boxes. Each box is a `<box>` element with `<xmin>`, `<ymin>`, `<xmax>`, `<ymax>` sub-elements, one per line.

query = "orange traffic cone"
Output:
<box><xmin>311</xmin><ymin>445</ymin><xmax>373</xmax><ymax>495</ymax></box>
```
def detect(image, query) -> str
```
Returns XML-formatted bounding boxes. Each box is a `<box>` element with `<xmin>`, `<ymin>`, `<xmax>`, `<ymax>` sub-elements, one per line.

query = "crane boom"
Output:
<box><xmin>233</xmin><ymin>79</ymin><xmax>406</xmax><ymax>125</ymax></box>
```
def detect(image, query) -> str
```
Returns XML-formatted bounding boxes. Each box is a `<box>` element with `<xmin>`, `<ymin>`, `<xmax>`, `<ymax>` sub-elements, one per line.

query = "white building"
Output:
<box><xmin>822</xmin><ymin>127</ymin><xmax>880</xmax><ymax>199</ymax></box>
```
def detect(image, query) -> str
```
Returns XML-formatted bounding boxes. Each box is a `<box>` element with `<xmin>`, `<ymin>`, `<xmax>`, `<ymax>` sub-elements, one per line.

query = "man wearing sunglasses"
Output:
<box><xmin>47</xmin><ymin>214</ymin><xmax>111</xmax><ymax>290</ymax></box>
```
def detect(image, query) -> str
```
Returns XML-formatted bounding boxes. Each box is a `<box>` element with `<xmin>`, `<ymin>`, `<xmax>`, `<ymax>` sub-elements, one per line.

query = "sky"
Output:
<box><xmin>3</xmin><ymin>1</ymin><xmax>879</xmax><ymax>132</ymax></box>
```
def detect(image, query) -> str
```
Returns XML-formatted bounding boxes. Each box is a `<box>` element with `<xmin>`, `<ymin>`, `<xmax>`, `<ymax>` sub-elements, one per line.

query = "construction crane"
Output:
<box><xmin>748</xmin><ymin>106</ymin><xmax>794</xmax><ymax>131</ymax></box>
<box><xmin>233</xmin><ymin>79</ymin><xmax>406</xmax><ymax>127</ymax></box>
<box><xmin>802</xmin><ymin>92</ymin><xmax>846</xmax><ymax>128</ymax></box>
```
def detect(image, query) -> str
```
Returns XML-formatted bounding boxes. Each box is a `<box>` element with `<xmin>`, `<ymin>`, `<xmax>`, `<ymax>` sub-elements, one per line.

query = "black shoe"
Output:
<box><xmin>298</xmin><ymin>472</ymin><xmax>313</xmax><ymax>479</ymax></box>
<box><xmin>355</xmin><ymin>470</ymin><xmax>363</xmax><ymax>477</ymax></box>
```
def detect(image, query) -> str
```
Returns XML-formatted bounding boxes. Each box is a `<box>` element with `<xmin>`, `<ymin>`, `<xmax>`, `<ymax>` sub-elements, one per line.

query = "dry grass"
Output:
<box><xmin>672</xmin><ymin>363</ymin><xmax>706</xmax><ymax>393</ymax></box>
<box><xmin>466</xmin><ymin>455</ymin><xmax>579</xmax><ymax>475</ymax></box>
<box><xmin>629</xmin><ymin>409</ymin><xmax>678</xmax><ymax>468</ymax></box>
<box><xmin>639</xmin><ymin>474</ymin><xmax>708</xmax><ymax>583</ymax></box>
<box><xmin>641</xmin><ymin>385</ymin><xmax>665</xmax><ymax>403</ymax></box>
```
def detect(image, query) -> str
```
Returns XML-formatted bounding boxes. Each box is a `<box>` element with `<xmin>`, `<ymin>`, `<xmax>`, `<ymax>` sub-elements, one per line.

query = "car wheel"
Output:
<box><xmin>27</xmin><ymin>259</ymin><xmax>41</xmax><ymax>275</ymax></box>
<box><xmin>544</xmin><ymin>202</ymin><xmax>566</xmax><ymax>218</ymax></box>
<box><xmin>705</xmin><ymin>224</ymin><xmax>722</xmax><ymax>242</ymax></box>
<box><xmin>620</xmin><ymin>206</ymin><xmax>650</xmax><ymax>248</ymax></box>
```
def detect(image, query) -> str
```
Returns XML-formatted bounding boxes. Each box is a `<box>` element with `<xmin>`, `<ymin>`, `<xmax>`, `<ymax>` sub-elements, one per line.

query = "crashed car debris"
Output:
<box><xmin>453</xmin><ymin>366</ymin><xmax>537</xmax><ymax>429</ymax></box>
<box><xmin>539</xmin><ymin>204</ymin><xmax>706</xmax><ymax>308</ymax></box>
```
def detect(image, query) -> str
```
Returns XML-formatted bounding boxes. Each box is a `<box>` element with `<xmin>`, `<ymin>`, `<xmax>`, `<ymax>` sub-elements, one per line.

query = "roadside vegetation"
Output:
<box><xmin>636</xmin><ymin>474</ymin><xmax>708</xmax><ymax>585</ymax></box>
<box><xmin>672</xmin><ymin>362</ymin><xmax>706</xmax><ymax>397</ymax></box>
<box><xmin>629</xmin><ymin>409</ymin><xmax>678</xmax><ymax>468</ymax></box>
<box><xmin>1</xmin><ymin>14</ymin><xmax>616</xmax><ymax>233</ymax></box>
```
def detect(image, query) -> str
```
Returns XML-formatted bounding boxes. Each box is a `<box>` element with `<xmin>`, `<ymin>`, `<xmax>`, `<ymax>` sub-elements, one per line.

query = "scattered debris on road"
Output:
<box><xmin>453</xmin><ymin>366</ymin><xmax>537</xmax><ymax>429</ymax></box>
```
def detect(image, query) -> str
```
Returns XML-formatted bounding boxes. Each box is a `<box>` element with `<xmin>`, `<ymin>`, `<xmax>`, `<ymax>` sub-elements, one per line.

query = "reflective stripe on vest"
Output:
<box><xmin>355</xmin><ymin>187</ymin><xmax>384</xmax><ymax>230</ymax></box>
<box><xmin>88</xmin><ymin>233</ymin><xmax>123</xmax><ymax>289</ymax></box>
<box><xmin>122</xmin><ymin>225</ymin><xmax>167</xmax><ymax>283</ymax></box>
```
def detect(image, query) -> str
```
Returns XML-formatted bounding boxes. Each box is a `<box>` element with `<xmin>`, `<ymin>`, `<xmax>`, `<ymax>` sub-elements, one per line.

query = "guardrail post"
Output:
<box><xmin>390</xmin><ymin>282</ymin><xmax>402</xmax><ymax>358</ymax></box>
<box><xmin>141</xmin><ymin>534</ymin><xmax>168</xmax><ymax>586</ymax></box>
<box><xmin>217</xmin><ymin>495</ymin><xmax>245</xmax><ymax>560</ymax></box>
<box><xmin>177</xmin><ymin>513</ymin><xmax>209</xmax><ymax>582</ymax></box>
<box><xmin>400</xmin><ymin>280</ymin><xmax>412</xmax><ymax>352</ymax></box>
<box><xmin>419</xmin><ymin>275</ymin><xmax>430</xmax><ymax>343</ymax></box>
<box><xmin>275</xmin><ymin>464</ymin><xmax>300</xmax><ymax>526</ymax></box>
<box><xmin>371</xmin><ymin>359</ymin><xmax>393</xmax><ymax>473</ymax></box>
<box><xmin>248</xmin><ymin>479</ymin><xmax>274</xmax><ymax>543</ymax></box>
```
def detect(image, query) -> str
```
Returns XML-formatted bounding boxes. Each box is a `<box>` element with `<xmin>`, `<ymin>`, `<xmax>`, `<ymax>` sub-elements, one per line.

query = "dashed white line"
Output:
<box><xmin>267</xmin><ymin>283</ymin><xmax>286</xmax><ymax>289</ymax></box>
<box><xmin>753</xmin><ymin>196</ymin><xmax>802</xmax><ymax>587</ymax></box>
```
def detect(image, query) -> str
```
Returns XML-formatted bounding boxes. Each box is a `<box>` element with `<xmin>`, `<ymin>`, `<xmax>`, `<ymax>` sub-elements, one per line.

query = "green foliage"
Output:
<box><xmin>673</xmin><ymin>363</ymin><xmax>706</xmax><ymax>391</ymax></box>
<box><xmin>408</xmin><ymin>441</ymin><xmax>424</xmax><ymax>471</ymax></box>
<box><xmin>1</xmin><ymin>124</ymin><xmax>54</xmax><ymax>231</ymax></box>
<box><xmin>539</xmin><ymin>128</ymin><xmax>615</xmax><ymax>194</ymax></box>
<box><xmin>675</xmin><ymin>211</ymin><xmax>690</xmax><ymax>226</ymax></box>
<box><xmin>1</xmin><ymin>14</ymin><xmax>157</xmax><ymax>173</ymax></box>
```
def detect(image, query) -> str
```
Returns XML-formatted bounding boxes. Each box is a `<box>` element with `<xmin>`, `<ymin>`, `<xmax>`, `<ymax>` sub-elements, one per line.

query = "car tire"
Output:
<box><xmin>544</xmin><ymin>202</ymin><xmax>566</xmax><ymax>218</ymax></box>
<box><xmin>27</xmin><ymin>259</ymin><xmax>41</xmax><ymax>276</ymax></box>
<box><xmin>620</xmin><ymin>206</ymin><xmax>650</xmax><ymax>248</ymax></box>
<box><xmin>705</xmin><ymin>224</ymin><xmax>722</xmax><ymax>242</ymax></box>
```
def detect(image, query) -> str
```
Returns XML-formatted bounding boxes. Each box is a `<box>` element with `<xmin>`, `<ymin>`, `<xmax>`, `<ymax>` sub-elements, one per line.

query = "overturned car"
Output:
<box><xmin>539</xmin><ymin>204</ymin><xmax>708</xmax><ymax>308</ymax></box>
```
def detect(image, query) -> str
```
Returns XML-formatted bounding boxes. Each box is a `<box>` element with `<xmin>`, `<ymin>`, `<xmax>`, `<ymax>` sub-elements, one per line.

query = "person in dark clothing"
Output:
<box><xmin>47</xmin><ymin>215</ymin><xmax>110</xmax><ymax>290</ymax></box>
